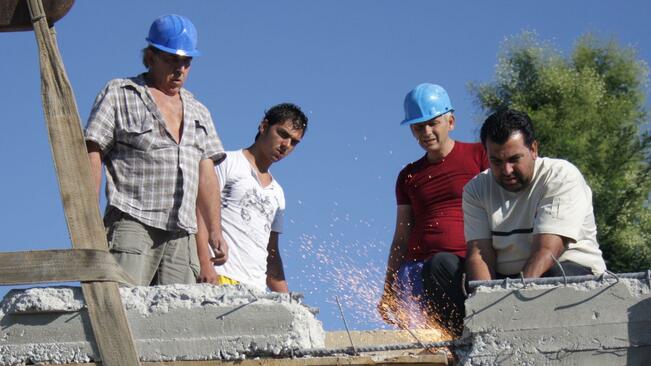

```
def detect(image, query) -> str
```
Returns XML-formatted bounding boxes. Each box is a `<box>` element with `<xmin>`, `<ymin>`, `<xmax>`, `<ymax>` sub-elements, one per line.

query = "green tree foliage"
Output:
<box><xmin>471</xmin><ymin>32</ymin><xmax>651</xmax><ymax>272</ymax></box>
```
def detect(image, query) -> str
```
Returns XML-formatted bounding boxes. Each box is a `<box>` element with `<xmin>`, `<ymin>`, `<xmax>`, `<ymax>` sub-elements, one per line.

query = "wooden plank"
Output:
<box><xmin>0</xmin><ymin>249</ymin><xmax>134</xmax><ymax>285</ymax></box>
<box><xmin>0</xmin><ymin>0</ymin><xmax>74</xmax><ymax>32</ymax></box>
<box><xmin>26</xmin><ymin>0</ymin><xmax>140</xmax><ymax>365</ymax></box>
<box><xmin>326</xmin><ymin>330</ymin><xmax>450</xmax><ymax>349</ymax></box>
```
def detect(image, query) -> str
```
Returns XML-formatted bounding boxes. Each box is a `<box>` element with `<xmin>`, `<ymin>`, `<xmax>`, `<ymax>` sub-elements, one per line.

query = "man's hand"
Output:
<box><xmin>195</xmin><ymin>209</ymin><xmax>228</xmax><ymax>284</ymax></box>
<box><xmin>377</xmin><ymin>278</ymin><xmax>400</xmax><ymax>325</ymax></box>
<box><xmin>208</xmin><ymin>230</ymin><xmax>228</xmax><ymax>266</ymax></box>
<box><xmin>197</xmin><ymin>260</ymin><xmax>218</xmax><ymax>283</ymax></box>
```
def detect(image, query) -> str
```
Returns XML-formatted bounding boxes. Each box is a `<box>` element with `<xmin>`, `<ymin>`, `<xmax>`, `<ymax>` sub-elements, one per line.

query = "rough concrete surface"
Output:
<box><xmin>0</xmin><ymin>284</ymin><xmax>325</xmax><ymax>364</ymax></box>
<box><xmin>456</xmin><ymin>277</ymin><xmax>651</xmax><ymax>365</ymax></box>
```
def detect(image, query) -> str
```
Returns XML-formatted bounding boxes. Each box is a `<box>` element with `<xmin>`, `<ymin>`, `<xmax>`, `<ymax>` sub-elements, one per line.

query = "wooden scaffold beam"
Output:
<box><xmin>0</xmin><ymin>0</ymin><xmax>142</xmax><ymax>365</ymax></box>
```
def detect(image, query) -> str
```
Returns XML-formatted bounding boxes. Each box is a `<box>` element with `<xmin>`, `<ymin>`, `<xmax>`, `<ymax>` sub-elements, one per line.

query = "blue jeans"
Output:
<box><xmin>393</xmin><ymin>252</ymin><xmax>465</xmax><ymax>334</ymax></box>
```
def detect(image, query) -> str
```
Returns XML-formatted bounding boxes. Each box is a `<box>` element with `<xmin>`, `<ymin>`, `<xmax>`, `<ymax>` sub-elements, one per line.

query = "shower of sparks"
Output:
<box><xmin>287</xmin><ymin>205</ymin><xmax>453</xmax><ymax>343</ymax></box>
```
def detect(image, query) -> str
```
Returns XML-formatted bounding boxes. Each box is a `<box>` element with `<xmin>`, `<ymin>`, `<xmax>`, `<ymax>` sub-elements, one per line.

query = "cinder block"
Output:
<box><xmin>0</xmin><ymin>284</ymin><xmax>325</xmax><ymax>364</ymax></box>
<box><xmin>456</xmin><ymin>277</ymin><xmax>651</xmax><ymax>365</ymax></box>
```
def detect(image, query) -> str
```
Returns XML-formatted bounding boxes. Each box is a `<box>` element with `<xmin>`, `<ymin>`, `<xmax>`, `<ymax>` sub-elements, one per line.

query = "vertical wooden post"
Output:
<box><xmin>26</xmin><ymin>0</ymin><xmax>141</xmax><ymax>364</ymax></box>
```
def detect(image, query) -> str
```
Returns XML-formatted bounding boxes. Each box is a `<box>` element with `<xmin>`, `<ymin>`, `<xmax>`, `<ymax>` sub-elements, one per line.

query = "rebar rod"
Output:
<box><xmin>293</xmin><ymin>337</ymin><xmax>471</xmax><ymax>357</ymax></box>
<box><xmin>468</xmin><ymin>271</ymin><xmax>650</xmax><ymax>289</ymax></box>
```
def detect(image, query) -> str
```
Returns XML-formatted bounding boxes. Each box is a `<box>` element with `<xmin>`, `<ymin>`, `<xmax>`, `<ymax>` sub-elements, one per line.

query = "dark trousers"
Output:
<box><xmin>421</xmin><ymin>252</ymin><xmax>466</xmax><ymax>336</ymax></box>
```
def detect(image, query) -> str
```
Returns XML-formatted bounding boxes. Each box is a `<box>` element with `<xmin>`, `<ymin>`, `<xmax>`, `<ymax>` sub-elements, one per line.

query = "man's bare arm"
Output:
<box><xmin>377</xmin><ymin>205</ymin><xmax>413</xmax><ymax>323</ymax></box>
<box><xmin>196</xmin><ymin>159</ymin><xmax>228</xmax><ymax>266</ymax></box>
<box><xmin>383</xmin><ymin>205</ymin><xmax>413</xmax><ymax>288</ymax></box>
<box><xmin>195</xmin><ymin>208</ymin><xmax>219</xmax><ymax>283</ymax></box>
<box><xmin>522</xmin><ymin>233</ymin><xmax>567</xmax><ymax>278</ymax></box>
<box><xmin>266</xmin><ymin>231</ymin><xmax>288</xmax><ymax>293</ymax></box>
<box><xmin>86</xmin><ymin>141</ymin><xmax>103</xmax><ymax>199</ymax></box>
<box><xmin>466</xmin><ymin>239</ymin><xmax>496</xmax><ymax>281</ymax></box>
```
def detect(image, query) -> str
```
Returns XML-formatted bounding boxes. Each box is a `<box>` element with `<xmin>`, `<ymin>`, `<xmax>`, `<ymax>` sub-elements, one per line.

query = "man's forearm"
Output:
<box><xmin>197</xmin><ymin>159</ymin><xmax>222</xmax><ymax>233</ymax></box>
<box><xmin>266</xmin><ymin>232</ymin><xmax>288</xmax><ymax>292</ymax></box>
<box><xmin>522</xmin><ymin>251</ymin><xmax>556</xmax><ymax>278</ymax></box>
<box><xmin>86</xmin><ymin>142</ymin><xmax>103</xmax><ymax>199</ymax></box>
<box><xmin>196</xmin><ymin>159</ymin><xmax>229</xmax><ymax>266</ymax></box>
<box><xmin>195</xmin><ymin>211</ymin><xmax>213</xmax><ymax>266</ymax></box>
<box><xmin>267</xmin><ymin>277</ymin><xmax>289</xmax><ymax>293</ymax></box>
<box><xmin>466</xmin><ymin>240</ymin><xmax>496</xmax><ymax>281</ymax></box>
<box><xmin>267</xmin><ymin>256</ymin><xmax>288</xmax><ymax>293</ymax></box>
<box><xmin>384</xmin><ymin>240</ymin><xmax>407</xmax><ymax>284</ymax></box>
<box><xmin>522</xmin><ymin>234</ymin><xmax>566</xmax><ymax>278</ymax></box>
<box><xmin>384</xmin><ymin>206</ymin><xmax>412</xmax><ymax>286</ymax></box>
<box><xmin>466</xmin><ymin>256</ymin><xmax>493</xmax><ymax>281</ymax></box>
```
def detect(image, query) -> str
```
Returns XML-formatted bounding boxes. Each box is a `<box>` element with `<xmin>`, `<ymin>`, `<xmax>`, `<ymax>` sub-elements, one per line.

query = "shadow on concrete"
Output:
<box><xmin>628</xmin><ymin>297</ymin><xmax>651</xmax><ymax>365</ymax></box>
<box><xmin>553</xmin><ymin>281</ymin><xmax>617</xmax><ymax>311</ymax></box>
<box><xmin>466</xmin><ymin>287</ymin><xmax>557</xmax><ymax>320</ymax></box>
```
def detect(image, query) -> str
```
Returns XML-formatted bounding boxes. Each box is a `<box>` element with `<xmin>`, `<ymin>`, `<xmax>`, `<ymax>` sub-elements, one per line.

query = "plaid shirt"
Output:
<box><xmin>85</xmin><ymin>74</ymin><xmax>225</xmax><ymax>233</ymax></box>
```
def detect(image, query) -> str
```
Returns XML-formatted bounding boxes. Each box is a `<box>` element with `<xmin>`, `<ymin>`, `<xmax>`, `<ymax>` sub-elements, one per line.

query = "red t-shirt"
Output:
<box><xmin>396</xmin><ymin>141</ymin><xmax>488</xmax><ymax>261</ymax></box>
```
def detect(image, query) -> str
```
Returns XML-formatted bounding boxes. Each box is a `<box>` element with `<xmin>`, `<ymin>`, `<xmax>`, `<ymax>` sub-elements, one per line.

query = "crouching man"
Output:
<box><xmin>464</xmin><ymin>109</ymin><xmax>606</xmax><ymax>282</ymax></box>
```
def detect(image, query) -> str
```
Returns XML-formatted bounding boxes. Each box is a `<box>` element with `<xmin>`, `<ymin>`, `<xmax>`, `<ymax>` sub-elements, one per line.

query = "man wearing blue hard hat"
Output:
<box><xmin>85</xmin><ymin>15</ymin><xmax>228</xmax><ymax>286</ymax></box>
<box><xmin>379</xmin><ymin>83</ymin><xmax>488</xmax><ymax>336</ymax></box>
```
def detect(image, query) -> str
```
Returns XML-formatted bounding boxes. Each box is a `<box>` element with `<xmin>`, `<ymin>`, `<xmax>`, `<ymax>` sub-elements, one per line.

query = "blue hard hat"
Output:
<box><xmin>401</xmin><ymin>83</ymin><xmax>454</xmax><ymax>125</ymax></box>
<box><xmin>146</xmin><ymin>14</ymin><xmax>201</xmax><ymax>57</ymax></box>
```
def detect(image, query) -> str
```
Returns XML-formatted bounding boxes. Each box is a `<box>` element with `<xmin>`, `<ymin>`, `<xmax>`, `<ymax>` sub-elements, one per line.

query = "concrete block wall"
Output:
<box><xmin>456</xmin><ymin>276</ymin><xmax>651</xmax><ymax>365</ymax></box>
<box><xmin>0</xmin><ymin>284</ymin><xmax>325</xmax><ymax>365</ymax></box>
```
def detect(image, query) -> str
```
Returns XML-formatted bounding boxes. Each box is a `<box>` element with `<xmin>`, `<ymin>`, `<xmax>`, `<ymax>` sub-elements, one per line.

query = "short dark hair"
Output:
<box><xmin>255</xmin><ymin>103</ymin><xmax>308</xmax><ymax>141</ymax></box>
<box><xmin>480</xmin><ymin>109</ymin><xmax>536</xmax><ymax>148</ymax></box>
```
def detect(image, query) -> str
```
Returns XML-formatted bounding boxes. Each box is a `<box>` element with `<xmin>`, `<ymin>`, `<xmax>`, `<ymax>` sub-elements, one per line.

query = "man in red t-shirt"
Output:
<box><xmin>378</xmin><ymin>83</ymin><xmax>488</xmax><ymax>335</ymax></box>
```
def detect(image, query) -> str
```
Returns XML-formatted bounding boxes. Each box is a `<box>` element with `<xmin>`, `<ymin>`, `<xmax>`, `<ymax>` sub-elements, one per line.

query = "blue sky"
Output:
<box><xmin>1</xmin><ymin>1</ymin><xmax>649</xmax><ymax>331</ymax></box>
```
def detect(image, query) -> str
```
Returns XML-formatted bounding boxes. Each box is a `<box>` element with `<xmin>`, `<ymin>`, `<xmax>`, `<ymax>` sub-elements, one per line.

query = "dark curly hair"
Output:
<box><xmin>255</xmin><ymin>103</ymin><xmax>308</xmax><ymax>141</ymax></box>
<box><xmin>480</xmin><ymin>109</ymin><xmax>536</xmax><ymax>148</ymax></box>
